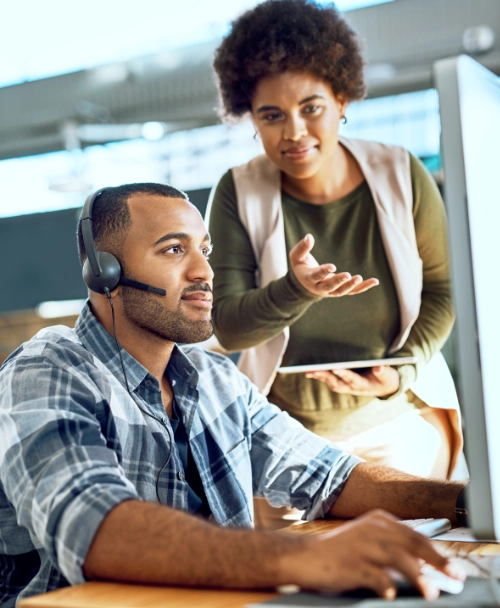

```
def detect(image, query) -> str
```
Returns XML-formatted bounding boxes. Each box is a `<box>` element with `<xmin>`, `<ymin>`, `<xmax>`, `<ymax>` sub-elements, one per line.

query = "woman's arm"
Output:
<box><xmin>209</xmin><ymin>171</ymin><xmax>320</xmax><ymax>351</ymax></box>
<box><xmin>209</xmin><ymin>171</ymin><xmax>377</xmax><ymax>351</ymax></box>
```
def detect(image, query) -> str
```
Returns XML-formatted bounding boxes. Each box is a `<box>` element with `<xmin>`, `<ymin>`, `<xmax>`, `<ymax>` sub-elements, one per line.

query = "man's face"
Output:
<box><xmin>119</xmin><ymin>194</ymin><xmax>214</xmax><ymax>344</ymax></box>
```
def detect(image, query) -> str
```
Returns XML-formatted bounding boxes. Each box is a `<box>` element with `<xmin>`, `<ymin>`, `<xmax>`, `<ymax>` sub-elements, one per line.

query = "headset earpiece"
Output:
<box><xmin>80</xmin><ymin>188</ymin><xmax>123</xmax><ymax>294</ymax></box>
<box><xmin>82</xmin><ymin>251</ymin><xmax>122</xmax><ymax>294</ymax></box>
<box><xmin>80</xmin><ymin>187</ymin><xmax>167</xmax><ymax>297</ymax></box>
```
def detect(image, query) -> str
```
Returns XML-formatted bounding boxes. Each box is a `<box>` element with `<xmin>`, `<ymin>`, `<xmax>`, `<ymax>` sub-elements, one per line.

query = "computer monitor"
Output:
<box><xmin>434</xmin><ymin>55</ymin><xmax>500</xmax><ymax>540</ymax></box>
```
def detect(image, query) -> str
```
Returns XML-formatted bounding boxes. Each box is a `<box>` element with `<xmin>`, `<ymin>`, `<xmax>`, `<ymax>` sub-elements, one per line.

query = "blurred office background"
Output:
<box><xmin>0</xmin><ymin>0</ymin><xmax>499</xmax><ymax>367</ymax></box>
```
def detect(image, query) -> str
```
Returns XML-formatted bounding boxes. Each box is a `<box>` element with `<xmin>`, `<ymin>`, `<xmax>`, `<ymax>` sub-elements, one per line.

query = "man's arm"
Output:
<box><xmin>243</xmin><ymin>377</ymin><xmax>463</xmax><ymax>522</ymax></box>
<box><xmin>84</xmin><ymin>499</ymin><xmax>459</xmax><ymax>601</ymax></box>
<box><xmin>329</xmin><ymin>462</ymin><xmax>464</xmax><ymax>521</ymax></box>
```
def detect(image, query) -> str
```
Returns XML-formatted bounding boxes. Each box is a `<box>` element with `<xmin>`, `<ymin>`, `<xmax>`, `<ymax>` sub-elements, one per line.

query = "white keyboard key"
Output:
<box><xmin>401</xmin><ymin>518</ymin><xmax>451</xmax><ymax>537</ymax></box>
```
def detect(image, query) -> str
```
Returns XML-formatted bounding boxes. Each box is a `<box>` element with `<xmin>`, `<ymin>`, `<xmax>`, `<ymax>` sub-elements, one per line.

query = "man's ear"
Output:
<box><xmin>89</xmin><ymin>283</ymin><xmax>123</xmax><ymax>304</ymax></box>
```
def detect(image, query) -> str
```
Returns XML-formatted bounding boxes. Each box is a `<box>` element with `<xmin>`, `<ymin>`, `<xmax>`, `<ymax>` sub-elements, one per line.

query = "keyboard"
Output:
<box><xmin>402</xmin><ymin>518</ymin><xmax>451</xmax><ymax>537</ymax></box>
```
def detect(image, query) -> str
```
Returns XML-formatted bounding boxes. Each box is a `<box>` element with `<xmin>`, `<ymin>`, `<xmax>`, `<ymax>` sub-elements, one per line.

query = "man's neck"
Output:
<box><xmin>91</xmin><ymin>300</ymin><xmax>175</xmax><ymax>387</ymax></box>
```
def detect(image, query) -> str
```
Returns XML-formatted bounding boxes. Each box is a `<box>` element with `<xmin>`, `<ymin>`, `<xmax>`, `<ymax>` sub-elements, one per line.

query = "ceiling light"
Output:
<box><xmin>36</xmin><ymin>299</ymin><xmax>86</xmax><ymax>319</ymax></box>
<box><xmin>141</xmin><ymin>122</ymin><xmax>167</xmax><ymax>141</ymax></box>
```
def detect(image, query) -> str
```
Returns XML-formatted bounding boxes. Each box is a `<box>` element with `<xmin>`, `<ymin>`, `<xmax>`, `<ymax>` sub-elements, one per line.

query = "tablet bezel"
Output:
<box><xmin>278</xmin><ymin>356</ymin><xmax>418</xmax><ymax>375</ymax></box>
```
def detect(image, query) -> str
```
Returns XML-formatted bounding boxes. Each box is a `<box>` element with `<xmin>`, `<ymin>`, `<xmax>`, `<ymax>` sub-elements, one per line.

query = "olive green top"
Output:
<box><xmin>208</xmin><ymin>153</ymin><xmax>454</xmax><ymax>436</ymax></box>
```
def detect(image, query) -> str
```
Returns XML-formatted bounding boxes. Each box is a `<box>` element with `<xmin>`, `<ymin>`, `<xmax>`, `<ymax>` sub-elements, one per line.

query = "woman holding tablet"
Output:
<box><xmin>207</xmin><ymin>0</ymin><xmax>462</xmax><ymax>520</ymax></box>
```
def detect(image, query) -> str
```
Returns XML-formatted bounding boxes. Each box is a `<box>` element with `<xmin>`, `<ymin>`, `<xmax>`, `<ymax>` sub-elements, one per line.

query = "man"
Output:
<box><xmin>0</xmin><ymin>183</ymin><xmax>465</xmax><ymax>607</ymax></box>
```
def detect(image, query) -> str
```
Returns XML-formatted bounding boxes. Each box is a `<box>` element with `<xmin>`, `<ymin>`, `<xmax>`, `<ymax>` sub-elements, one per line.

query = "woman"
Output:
<box><xmin>207</xmin><ymin>0</ymin><xmax>462</xmax><ymax>522</ymax></box>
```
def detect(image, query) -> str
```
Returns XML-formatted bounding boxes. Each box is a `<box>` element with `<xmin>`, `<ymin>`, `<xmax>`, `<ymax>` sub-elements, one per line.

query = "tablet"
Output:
<box><xmin>278</xmin><ymin>356</ymin><xmax>418</xmax><ymax>375</ymax></box>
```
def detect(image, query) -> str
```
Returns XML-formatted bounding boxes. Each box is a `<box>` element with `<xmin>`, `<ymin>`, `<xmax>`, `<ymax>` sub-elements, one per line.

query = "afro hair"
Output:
<box><xmin>213</xmin><ymin>0</ymin><xmax>366</xmax><ymax>119</ymax></box>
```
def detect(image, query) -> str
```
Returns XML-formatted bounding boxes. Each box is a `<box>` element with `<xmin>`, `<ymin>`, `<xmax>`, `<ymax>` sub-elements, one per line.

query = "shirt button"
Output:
<box><xmin>145</xmin><ymin>379</ymin><xmax>153</xmax><ymax>387</ymax></box>
<box><xmin>177</xmin><ymin>471</ymin><xmax>184</xmax><ymax>481</ymax></box>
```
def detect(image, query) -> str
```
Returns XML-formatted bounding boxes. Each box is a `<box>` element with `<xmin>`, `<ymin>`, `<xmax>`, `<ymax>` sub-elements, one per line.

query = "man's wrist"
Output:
<box><xmin>275</xmin><ymin>534</ymin><xmax>311</xmax><ymax>587</ymax></box>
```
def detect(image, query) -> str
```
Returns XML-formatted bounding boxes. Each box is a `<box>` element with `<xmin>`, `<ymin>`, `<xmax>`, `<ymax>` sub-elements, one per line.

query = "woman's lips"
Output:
<box><xmin>282</xmin><ymin>146</ymin><xmax>316</xmax><ymax>161</ymax></box>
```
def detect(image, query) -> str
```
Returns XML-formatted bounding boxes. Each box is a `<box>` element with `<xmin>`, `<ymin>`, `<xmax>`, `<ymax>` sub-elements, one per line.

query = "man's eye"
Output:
<box><xmin>203</xmin><ymin>245</ymin><xmax>213</xmax><ymax>258</ymax></box>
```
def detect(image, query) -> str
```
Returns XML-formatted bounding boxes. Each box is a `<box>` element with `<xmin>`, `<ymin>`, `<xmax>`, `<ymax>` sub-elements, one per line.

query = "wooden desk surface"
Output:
<box><xmin>19</xmin><ymin>520</ymin><xmax>500</xmax><ymax>608</ymax></box>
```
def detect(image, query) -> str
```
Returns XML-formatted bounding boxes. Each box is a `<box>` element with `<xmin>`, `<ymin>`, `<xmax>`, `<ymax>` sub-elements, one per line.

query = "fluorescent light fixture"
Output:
<box><xmin>76</xmin><ymin>122</ymin><xmax>167</xmax><ymax>143</ymax></box>
<box><xmin>77</xmin><ymin>124</ymin><xmax>143</xmax><ymax>142</ymax></box>
<box><xmin>48</xmin><ymin>176</ymin><xmax>93</xmax><ymax>193</ymax></box>
<box><xmin>365</xmin><ymin>62</ymin><xmax>397</xmax><ymax>83</ymax></box>
<box><xmin>91</xmin><ymin>63</ymin><xmax>129</xmax><ymax>86</ymax></box>
<box><xmin>334</xmin><ymin>0</ymin><xmax>394</xmax><ymax>10</ymax></box>
<box><xmin>36</xmin><ymin>299</ymin><xmax>86</xmax><ymax>319</ymax></box>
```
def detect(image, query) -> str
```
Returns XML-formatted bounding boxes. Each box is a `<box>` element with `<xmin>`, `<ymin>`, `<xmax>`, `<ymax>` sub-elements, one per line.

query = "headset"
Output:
<box><xmin>80</xmin><ymin>187</ymin><xmax>173</xmax><ymax>502</ymax></box>
<box><xmin>80</xmin><ymin>187</ymin><xmax>167</xmax><ymax>296</ymax></box>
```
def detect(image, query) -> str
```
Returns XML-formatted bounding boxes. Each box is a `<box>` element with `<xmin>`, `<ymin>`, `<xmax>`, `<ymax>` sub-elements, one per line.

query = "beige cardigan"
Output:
<box><xmin>209</xmin><ymin>137</ymin><xmax>462</xmax><ymax>475</ymax></box>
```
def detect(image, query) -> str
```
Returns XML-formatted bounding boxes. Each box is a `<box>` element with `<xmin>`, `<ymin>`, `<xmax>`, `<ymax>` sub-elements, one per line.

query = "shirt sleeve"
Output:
<box><xmin>243</xmin><ymin>375</ymin><xmax>361</xmax><ymax>519</ymax></box>
<box><xmin>392</xmin><ymin>154</ymin><xmax>455</xmax><ymax>395</ymax></box>
<box><xmin>209</xmin><ymin>170</ymin><xmax>320</xmax><ymax>351</ymax></box>
<box><xmin>0</xmin><ymin>347</ymin><xmax>140</xmax><ymax>585</ymax></box>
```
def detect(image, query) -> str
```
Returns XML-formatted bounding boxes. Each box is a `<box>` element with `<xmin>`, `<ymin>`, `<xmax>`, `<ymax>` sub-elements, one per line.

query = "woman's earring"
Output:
<box><xmin>253</xmin><ymin>131</ymin><xmax>259</xmax><ymax>141</ymax></box>
<box><xmin>341</xmin><ymin>115</ymin><xmax>347</xmax><ymax>125</ymax></box>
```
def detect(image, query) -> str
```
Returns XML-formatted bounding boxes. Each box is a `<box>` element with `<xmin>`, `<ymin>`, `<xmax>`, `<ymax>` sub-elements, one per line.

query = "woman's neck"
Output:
<box><xmin>281</xmin><ymin>143</ymin><xmax>364</xmax><ymax>205</ymax></box>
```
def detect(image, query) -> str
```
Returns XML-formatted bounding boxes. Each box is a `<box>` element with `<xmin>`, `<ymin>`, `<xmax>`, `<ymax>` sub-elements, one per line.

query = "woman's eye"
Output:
<box><xmin>262</xmin><ymin>112</ymin><xmax>282</xmax><ymax>122</ymax></box>
<box><xmin>303</xmin><ymin>104</ymin><xmax>321</xmax><ymax>114</ymax></box>
<box><xmin>203</xmin><ymin>245</ymin><xmax>213</xmax><ymax>258</ymax></box>
<box><xmin>167</xmin><ymin>245</ymin><xmax>181</xmax><ymax>254</ymax></box>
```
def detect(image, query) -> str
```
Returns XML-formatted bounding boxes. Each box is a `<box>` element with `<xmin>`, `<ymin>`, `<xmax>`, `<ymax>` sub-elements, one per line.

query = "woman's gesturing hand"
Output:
<box><xmin>289</xmin><ymin>234</ymin><xmax>379</xmax><ymax>298</ymax></box>
<box><xmin>285</xmin><ymin>510</ymin><xmax>465</xmax><ymax>600</ymax></box>
<box><xmin>306</xmin><ymin>365</ymin><xmax>400</xmax><ymax>397</ymax></box>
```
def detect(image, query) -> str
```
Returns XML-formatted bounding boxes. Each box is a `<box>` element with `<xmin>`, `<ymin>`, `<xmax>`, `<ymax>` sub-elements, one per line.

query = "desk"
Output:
<box><xmin>19</xmin><ymin>520</ymin><xmax>500</xmax><ymax>608</ymax></box>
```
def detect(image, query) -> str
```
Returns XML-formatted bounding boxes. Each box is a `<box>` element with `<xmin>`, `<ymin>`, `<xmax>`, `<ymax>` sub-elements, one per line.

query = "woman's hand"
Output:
<box><xmin>290</xmin><ymin>234</ymin><xmax>379</xmax><ymax>297</ymax></box>
<box><xmin>306</xmin><ymin>365</ymin><xmax>400</xmax><ymax>397</ymax></box>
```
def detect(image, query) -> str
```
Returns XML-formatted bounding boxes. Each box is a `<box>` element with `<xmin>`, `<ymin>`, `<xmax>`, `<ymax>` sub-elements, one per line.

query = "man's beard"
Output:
<box><xmin>121</xmin><ymin>281</ymin><xmax>213</xmax><ymax>344</ymax></box>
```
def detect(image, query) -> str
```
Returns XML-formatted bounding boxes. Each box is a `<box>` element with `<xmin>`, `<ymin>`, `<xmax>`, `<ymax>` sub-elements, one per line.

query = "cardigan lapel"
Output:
<box><xmin>339</xmin><ymin>137</ymin><xmax>422</xmax><ymax>351</ymax></box>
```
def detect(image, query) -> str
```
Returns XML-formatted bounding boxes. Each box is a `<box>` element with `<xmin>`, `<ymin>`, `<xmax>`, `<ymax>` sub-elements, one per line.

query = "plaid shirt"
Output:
<box><xmin>0</xmin><ymin>303</ymin><xmax>360</xmax><ymax>606</ymax></box>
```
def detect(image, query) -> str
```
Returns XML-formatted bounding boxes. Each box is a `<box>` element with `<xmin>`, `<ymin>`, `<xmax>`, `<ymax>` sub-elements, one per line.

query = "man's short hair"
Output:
<box><xmin>76</xmin><ymin>183</ymin><xmax>187</xmax><ymax>266</ymax></box>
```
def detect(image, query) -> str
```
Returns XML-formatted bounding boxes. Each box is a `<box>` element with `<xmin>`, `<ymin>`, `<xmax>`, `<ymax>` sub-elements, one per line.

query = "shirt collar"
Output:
<box><xmin>75</xmin><ymin>301</ymin><xmax>199</xmax><ymax>392</ymax></box>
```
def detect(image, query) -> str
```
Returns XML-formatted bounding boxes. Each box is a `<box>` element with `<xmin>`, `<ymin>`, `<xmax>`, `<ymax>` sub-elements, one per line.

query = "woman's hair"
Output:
<box><xmin>213</xmin><ymin>0</ymin><xmax>366</xmax><ymax>119</ymax></box>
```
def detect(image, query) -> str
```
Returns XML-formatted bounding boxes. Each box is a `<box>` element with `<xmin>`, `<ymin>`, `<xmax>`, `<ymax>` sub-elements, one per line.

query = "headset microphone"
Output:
<box><xmin>81</xmin><ymin>188</ymin><xmax>167</xmax><ymax>296</ymax></box>
<box><xmin>120</xmin><ymin>277</ymin><xmax>166</xmax><ymax>296</ymax></box>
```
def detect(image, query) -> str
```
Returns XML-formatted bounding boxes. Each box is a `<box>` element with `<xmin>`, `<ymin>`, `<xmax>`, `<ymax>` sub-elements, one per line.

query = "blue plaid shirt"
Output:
<box><xmin>0</xmin><ymin>303</ymin><xmax>360</xmax><ymax>606</ymax></box>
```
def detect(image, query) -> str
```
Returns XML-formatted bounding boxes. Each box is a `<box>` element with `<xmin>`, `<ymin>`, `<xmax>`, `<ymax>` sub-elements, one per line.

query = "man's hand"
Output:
<box><xmin>284</xmin><ymin>510</ymin><xmax>465</xmax><ymax>600</ymax></box>
<box><xmin>289</xmin><ymin>234</ymin><xmax>379</xmax><ymax>298</ymax></box>
<box><xmin>306</xmin><ymin>365</ymin><xmax>400</xmax><ymax>398</ymax></box>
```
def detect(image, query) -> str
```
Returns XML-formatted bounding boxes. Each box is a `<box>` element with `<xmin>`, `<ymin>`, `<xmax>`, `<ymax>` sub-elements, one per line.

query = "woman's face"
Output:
<box><xmin>251</xmin><ymin>71</ymin><xmax>347</xmax><ymax>180</ymax></box>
